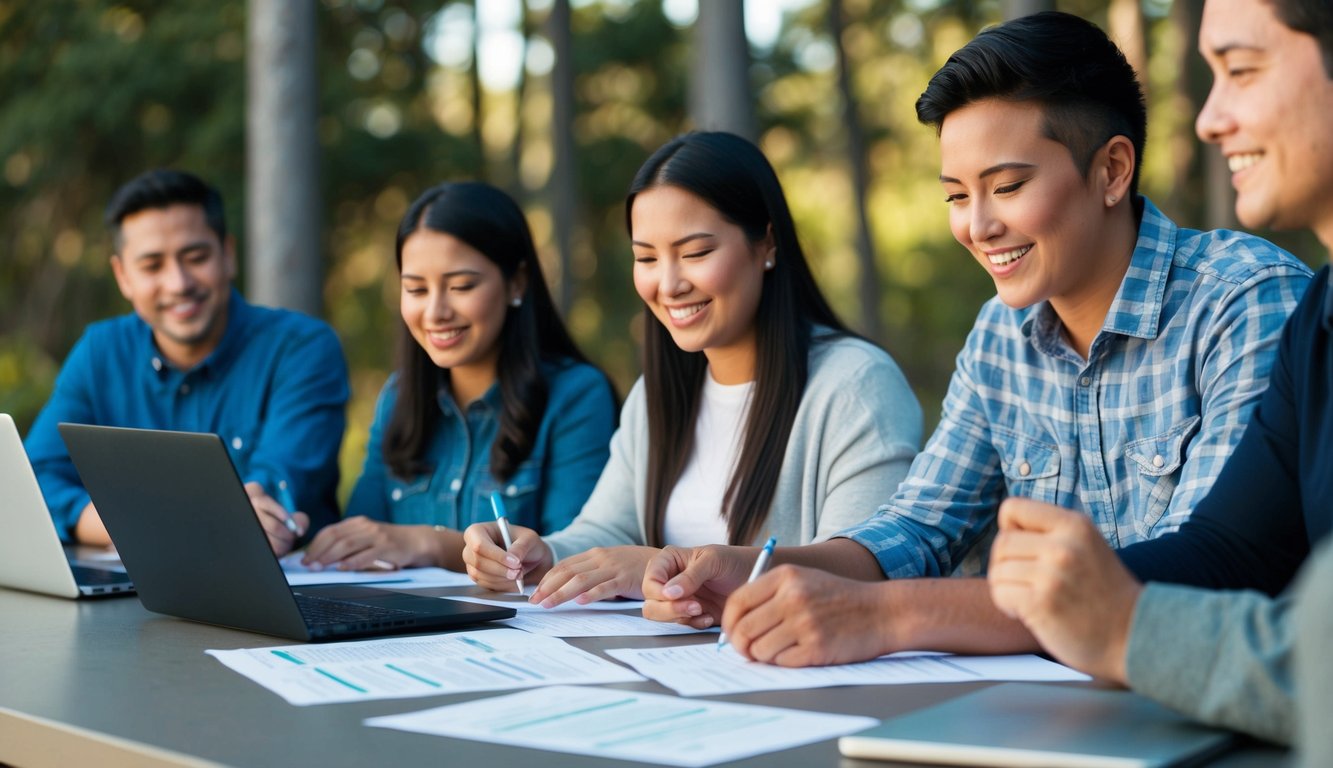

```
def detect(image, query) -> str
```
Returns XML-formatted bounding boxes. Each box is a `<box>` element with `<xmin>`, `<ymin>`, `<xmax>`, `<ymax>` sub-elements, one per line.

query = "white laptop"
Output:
<box><xmin>0</xmin><ymin>414</ymin><xmax>134</xmax><ymax>598</ymax></box>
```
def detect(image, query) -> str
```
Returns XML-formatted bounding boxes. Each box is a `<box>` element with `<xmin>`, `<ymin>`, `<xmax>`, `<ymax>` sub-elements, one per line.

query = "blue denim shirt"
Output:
<box><xmin>838</xmin><ymin>198</ymin><xmax>1312</xmax><ymax>578</ymax></box>
<box><xmin>346</xmin><ymin>359</ymin><xmax>615</xmax><ymax>534</ymax></box>
<box><xmin>25</xmin><ymin>289</ymin><xmax>350</xmax><ymax>541</ymax></box>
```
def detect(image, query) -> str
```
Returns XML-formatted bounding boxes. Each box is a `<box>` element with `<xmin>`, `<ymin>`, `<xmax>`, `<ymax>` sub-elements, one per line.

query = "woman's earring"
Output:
<box><xmin>1107</xmin><ymin>195</ymin><xmax>1118</xmax><ymax>205</ymax></box>
<box><xmin>510</xmin><ymin>297</ymin><xmax>522</xmax><ymax>308</ymax></box>
<box><xmin>764</xmin><ymin>260</ymin><xmax>774</xmax><ymax>269</ymax></box>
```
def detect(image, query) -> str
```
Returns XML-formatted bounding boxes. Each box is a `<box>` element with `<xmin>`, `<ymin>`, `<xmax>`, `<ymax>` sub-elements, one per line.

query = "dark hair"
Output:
<box><xmin>915</xmin><ymin>12</ymin><xmax>1147</xmax><ymax>196</ymax></box>
<box><xmin>1267</xmin><ymin>0</ymin><xmax>1333</xmax><ymax>77</ymax></box>
<box><xmin>384</xmin><ymin>182</ymin><xmax>605</xmax><ymax>482</ymax></box>
<box><xmin>626</xmin><ymin>132</ymin><xmax>854</xmax><ymax>547</ymax></box>
<box><xmin>104</xmin><ymin>169</ymin><xmax>227</xmax><ymax>251</ymax></box>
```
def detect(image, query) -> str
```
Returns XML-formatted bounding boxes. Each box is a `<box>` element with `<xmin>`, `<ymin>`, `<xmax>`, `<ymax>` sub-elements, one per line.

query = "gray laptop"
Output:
<box><xmin>59</xmin><ymin>422</ymin><xmax>514</xmax><ymax>641</ymax></box>
<box><xmin>0</xmin><ymin>414</ymin><xmax>134</xmax><ymax>598</ymax></box>
<box><xmin>839</xmin><ymin>683</ymin><xmax>1234</xmax><ymax>768</ymax></box>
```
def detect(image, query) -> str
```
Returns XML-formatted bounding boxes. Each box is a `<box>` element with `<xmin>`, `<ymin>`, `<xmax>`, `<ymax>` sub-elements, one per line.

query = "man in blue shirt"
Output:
<box><xmin>640</xmin><ymin>13</ymin><xmax>1311</xmax><ymax>665</ymax></box>
<box><xmin>24</xmin><ymin>169</ymin><xmax>349</xmax><ymax>556</ymax></box>
<box><xmin>988</xmin><ymin>0</ymin><xmax>1333</xmax><ymax>754</ymax></box>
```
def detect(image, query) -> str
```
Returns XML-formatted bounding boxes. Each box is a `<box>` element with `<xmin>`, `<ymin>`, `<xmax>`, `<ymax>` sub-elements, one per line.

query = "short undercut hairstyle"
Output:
<box><xmin>104</xmin><ymin>169</ymin><xmax>227</xmax><ymax>253</ymax></box>
<box><xmin>915</xmin><ymin>12</ymin><xmax>1148</xmax><ymax>196</ymax></box>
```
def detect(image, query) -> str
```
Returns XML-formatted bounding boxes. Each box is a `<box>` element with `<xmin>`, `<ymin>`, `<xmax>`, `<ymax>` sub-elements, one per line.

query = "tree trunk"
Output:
<box><xmin>1172</xmin><ymin>0</ymin><xmax>1235</xmax><ymax>229</ymax></box>
<box><xmin>829</xmin><ymin>0</ymin><xmax>882</xmax><ymax>342</ymax></box>
<box><xmin>246</xmin><ymin>0</ymin><xmax>321</xmax><ymax>315</ymax></box>
<box><xmin>1108</xmin><ymin>0</ymin><xmax>1146</xmax><ymax>84</ymax></box>
<box><xmin>470</xmin><ymin>0</ymin><xmax>486</xmax><ymax>179</ymax></box>
<box><xmin>690</xmin><ymin>0</ymin><xmax>754</xmax><ymax>141</ymax></box>
<box><xmin>547</xmin><ymin>0</ymin><xmax>577</xmax><ymax>314</ymax></box>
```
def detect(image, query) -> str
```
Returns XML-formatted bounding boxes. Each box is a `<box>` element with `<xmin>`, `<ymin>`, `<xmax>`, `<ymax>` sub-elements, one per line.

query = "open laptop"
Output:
<box><xmin>839</xmin><ymin>682</ymin><xmax>1234</xmax><ymax>768</ymax></box>
<box><xmin>59</xmin><ymin>422</ymin><xmax>515</xmax><ymax>641</ymax></box>
<box><xmin>0</xmin><ymin>414</ymin><xmax>134</xmax><ymax>598</ymax></box>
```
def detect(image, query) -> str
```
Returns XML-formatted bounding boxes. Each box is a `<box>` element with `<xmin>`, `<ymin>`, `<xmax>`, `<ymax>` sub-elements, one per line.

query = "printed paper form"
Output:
<box><xmin>605</xmin><ymin>645</ymin><xmax>1090</xmax><ymax>696</ymax></box>
<box><xmin>500</xmin><ymin>611</ymin><xmax>714</xmax><ymax>637</ymax></box>
<box><xmin>365</xmin><ymin>684</ymin><xmax>878</xmax><ymax>767</ymax></box>
<box><xmin>205</xmin><ymin>628</ymin><xmax>643</xmax><ymax>706</ymax></box>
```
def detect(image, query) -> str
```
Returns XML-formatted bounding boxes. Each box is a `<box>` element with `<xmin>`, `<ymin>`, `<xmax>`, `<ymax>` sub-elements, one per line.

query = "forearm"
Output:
<box><xmin>428</xmin><ymin>526</ymin><xmax>468</xmax><ymax>571</ymax></box>
<box><xmin>1126</xmin><ymin>583</ymin><xmax>1296</xmax><ymax>745</ymax></box>
<box><xmin>772</xmin><ymin>538</ymin><xmax>886</xmax><ymax>581</ymax></box>
<box><xmin>878</xmin><ymin>577</ymin><xmax>1042</xmax><ymax>654</ymax></box>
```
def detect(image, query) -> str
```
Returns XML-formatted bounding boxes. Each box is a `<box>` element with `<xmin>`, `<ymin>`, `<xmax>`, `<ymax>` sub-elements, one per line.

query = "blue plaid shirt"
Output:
<box><xmin>839</xmin><ymin>198</ymin><xmax>1312</xmax><ymax>578</ymax></box>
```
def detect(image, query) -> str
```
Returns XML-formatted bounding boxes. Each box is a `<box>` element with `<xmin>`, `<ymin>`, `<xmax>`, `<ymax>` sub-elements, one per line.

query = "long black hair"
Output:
<box><xmin>626</xmin><ymin>132</ymin><xmax>854</xmax><ymax>547</ymax></box>
<box><xmin>384</xmin><ymin>181</ymin><xmax>600</xmax><ymax>482</ymax></box>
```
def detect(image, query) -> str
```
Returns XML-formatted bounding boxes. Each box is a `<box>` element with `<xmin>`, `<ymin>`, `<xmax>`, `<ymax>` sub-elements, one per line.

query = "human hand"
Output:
<box><xmin>720</xmin><ymin>564</ymin><xmax>896</xmax><ymax>667</ymax></box>
<box><xmin>989</xmin><ymin>497</ymin><xmax>1141</xmax><ymax>684</ymax></box>
<box><xmin>461</xmin><ymin>521</ymin><xmax>552</xmax><ymax>593</ymax></box>
<box><xmin>74</xmin><ymin>501</ymin><xmax>113</xmax><ymax>547</ymax></box>
<box><xmin>245</xmin><ymin>482</ymin><xmax>309</xmax><ymax>556</ymax></box>
<box><xmin>300</xmin><ymin>516</ymin><xmax>425</xmax><ymax>570</ymax></box>
<box><xmin>641</xmin><ymin>544</ymin><xmax>755</xmax><ymax>630</ymax></box>
<box><xmin>530</xmin><ymin>546</ymin><xmax>659</xmax><ymax>607</ymax></box>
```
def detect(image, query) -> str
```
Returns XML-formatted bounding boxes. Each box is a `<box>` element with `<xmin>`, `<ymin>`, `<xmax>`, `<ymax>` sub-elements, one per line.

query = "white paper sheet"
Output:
<box><xmin>279</xmin><ymin>553</ymin><xmax>476</xmax><ymax>588</ymax></box>
<box><xmin>364</xmin><ymin>684</ymin><xmax>878</xmax><ymax>767</ymax></box>
<box><xmin>449</xmin><ymin>585</ymin><xmax>646</xmax><ymax>613</ymax></box>
<box><xmin>604</xmin><ymin>645</ymin><xmax>1090</xmax><ymax>696</ymax></box>
<box><xmin>500</xmin><ymin>611</ymin><xmax>714</xmax><ymax>637</ymax></box>
<box><xmin>205</xmin><ymin>628</ymin><xmax>644</xmax><ymax>706</ymax></box>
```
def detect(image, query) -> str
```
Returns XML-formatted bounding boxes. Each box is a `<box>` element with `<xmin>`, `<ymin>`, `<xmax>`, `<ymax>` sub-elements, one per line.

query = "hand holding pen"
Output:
<box><xmin>244</xmin><ymin>480</ymin><xmax>308</xmax><ymax>557</ymax></box>
<box><xmin>490</xmin><ymin>491</ymin><xmax>525</xmax><ymax>594</ymax></box>
<box><xmin>718</xmin><ymin>536</ymin><xmax>778</xmax><ymax>652</ymax></box>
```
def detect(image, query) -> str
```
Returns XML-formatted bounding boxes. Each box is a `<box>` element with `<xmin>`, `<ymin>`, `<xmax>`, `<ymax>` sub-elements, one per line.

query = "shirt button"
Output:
<box><xmin>1080</xmin><ymin>376</ymin><xmax>1092</xmax><ymax>386</ymax></box>
<box><xmin>450</xmin><ymin>479</ymin><xmax>462</xmax><ymax>492</ymax></box>
<box><xmin>1019</xmin><ymin>462</ymin><xmax>1031</xmax><ymax>477</ymax></box>
<box><xmin>151</xmin><ymin>357</ymin><xmax>163</xmax><ymax>372</ymax></box>
<box><xmin>1152</xmin><ymin>454</ymin><xmax>1165</xmax><ymax>468</ymax></box>
<box><xmin>179</xmin><ymin>384</ymin><xmax>191</xmax><ymax>395</ymax></box>
<box><xmin>506</xmin><ymin>485</ymin><xmax>518</xmax><ymax>497</ymax></box>
<box><xmin>231</xmin><ymin>436</ymin><xmax>243</xmax><ymax>450</ymax></box>
<box><xmin>391</xmin><ymin>489</ymin><xmax>403</xmax><ymax>501</ymax></box>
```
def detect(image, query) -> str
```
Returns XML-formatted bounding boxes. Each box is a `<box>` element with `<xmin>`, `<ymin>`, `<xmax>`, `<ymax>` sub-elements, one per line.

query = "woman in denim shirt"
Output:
<box><xmin>303</xmin><ymin>182</ymin><xmax>616</xmax><ymax>571</ymax></box>
<box><xmin>462</xmin><ymin>133</ymin><xmax>922</xmax><ymax>605</ymax></box>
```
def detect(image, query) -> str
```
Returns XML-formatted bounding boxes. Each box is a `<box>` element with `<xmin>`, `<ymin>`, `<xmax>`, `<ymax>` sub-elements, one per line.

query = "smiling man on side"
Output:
<box><xmin>24</xmin><ymin>169</ymin><xmax>349</xmax><ymax>556</ymax></box>
<box><xmin>988</xmin><ymin>0</ymin><xmax>1333</xmax><ymax>758</ymax></box>
<box><xmin>641</xmin><ymin>13</ymin><xmax>1312</xmax><ymax>667</ymax></box>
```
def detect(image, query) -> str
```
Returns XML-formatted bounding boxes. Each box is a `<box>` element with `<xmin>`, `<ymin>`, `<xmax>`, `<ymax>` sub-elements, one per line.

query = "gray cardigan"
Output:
<box><xmin>544</xmin><ymin>332</ymin><xmax>923</xmax><ymax>559</ymax></box>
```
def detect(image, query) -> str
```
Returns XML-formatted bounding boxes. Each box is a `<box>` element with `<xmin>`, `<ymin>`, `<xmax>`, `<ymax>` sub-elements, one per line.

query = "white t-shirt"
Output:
<box><xmin>661</xmin><ymin>371</ymin><xmax>754</xmax><ymax>547</ymax></box>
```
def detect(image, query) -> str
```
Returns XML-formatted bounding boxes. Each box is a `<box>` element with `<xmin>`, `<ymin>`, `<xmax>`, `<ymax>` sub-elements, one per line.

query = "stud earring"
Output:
<box><xmin>764</xmin><ymin>261</ymin><xmax>773</xmax><ymax>269</ymax></box>
<box><xmin>1107</xmin><ymin>195</ymin><xmax>1118</xmax><ymax>205</ymax></box>
<box><xmin>510</xmin><ymin>297</ymin><xmax>522</xmax><ymax>308</ymax></box>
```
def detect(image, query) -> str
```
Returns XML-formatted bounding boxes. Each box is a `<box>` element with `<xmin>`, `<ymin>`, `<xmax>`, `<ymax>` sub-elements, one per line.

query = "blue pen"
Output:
<box><xmin>718</xmin><ymin>536</ymin><xmax>777</xmax><ymax>652</ymax></box>
<box><xmin>489</xmin><ymin>491</ymin><xmax>524</xmax><ymax>594</ymax></box>
<box><xmin>274</xmin><ymin>480</ymin><xmax>302</xmax><ymax>535</ymax></box>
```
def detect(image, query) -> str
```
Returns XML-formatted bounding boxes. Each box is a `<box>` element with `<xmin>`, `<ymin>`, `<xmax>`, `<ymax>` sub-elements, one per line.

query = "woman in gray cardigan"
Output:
<box><xmin>462</xmin><ymin>132</ymin><xmax>921</xmax><ymax>614</ymax></box>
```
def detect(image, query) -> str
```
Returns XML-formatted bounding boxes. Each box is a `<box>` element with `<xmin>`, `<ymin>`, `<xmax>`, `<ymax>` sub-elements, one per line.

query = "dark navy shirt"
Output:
<box><xmin>25</xmin><ymin>289</ymin><xmax>350</xmax><ymax>541</ymax></box>
<box><xmin>1120</xmin><ymin>265</ymin><xmax>1333</xmax><ymax>595</ymax></box>
<box><xmin>346</xmin><ymin>359</ymin><xmax>615</xmax><ymax>534</ymax></box>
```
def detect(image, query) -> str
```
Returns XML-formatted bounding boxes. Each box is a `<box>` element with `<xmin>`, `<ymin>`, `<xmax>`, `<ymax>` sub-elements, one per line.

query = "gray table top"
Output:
<box><xmin>0</xmin><ymin>584</ymin><xmax>1289</xmax><ymax>768</ymax></box>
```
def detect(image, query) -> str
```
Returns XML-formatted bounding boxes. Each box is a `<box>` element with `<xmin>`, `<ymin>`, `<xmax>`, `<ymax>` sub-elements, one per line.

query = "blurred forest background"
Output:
<box><xmin>0</xmin><ymin>0</ymin><xmax>1323</xmax><ymax>503</ymax></box>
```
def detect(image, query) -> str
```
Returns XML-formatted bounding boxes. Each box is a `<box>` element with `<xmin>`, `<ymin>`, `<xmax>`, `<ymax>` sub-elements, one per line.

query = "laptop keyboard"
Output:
<box><xmin>294</xmin><ymin>593</ymin><xmax>419</xmax><ymax>627</ymax></box>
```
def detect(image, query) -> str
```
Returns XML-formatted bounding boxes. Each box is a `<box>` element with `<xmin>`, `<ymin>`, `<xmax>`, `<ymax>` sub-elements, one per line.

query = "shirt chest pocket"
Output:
<box><xmin>994</xmin><ymin>428</ymin><xmax>1061</xmax><ymax>504</ymax></box>
<box><xmin>387</xmin><ymin>475</ymin><xmax>437</xmax><ymax>526</ymax></box>
<box><xmin>473</xmin><ymin>464</ymin><xmax>541</xmax><ymax>530</ymax></box>
<box><xmin>1123</xmin><ymin>415</ymin><xmax>1200</xmax><ymax>537</ymax></box>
